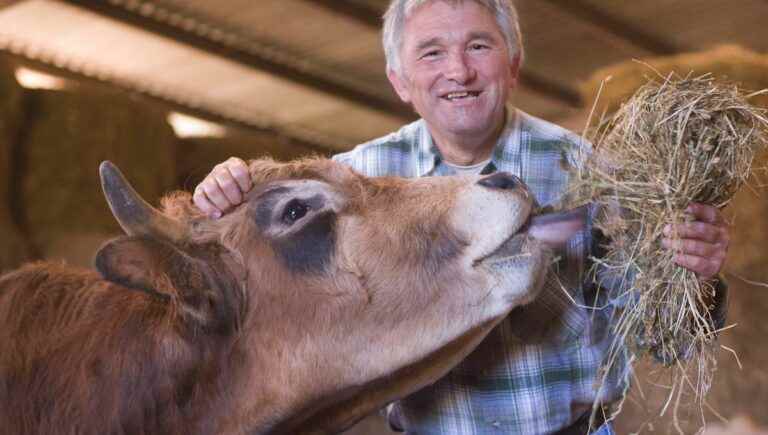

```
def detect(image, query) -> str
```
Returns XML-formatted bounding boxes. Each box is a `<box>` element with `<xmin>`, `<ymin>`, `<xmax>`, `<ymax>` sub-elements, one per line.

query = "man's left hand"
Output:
<box><xmin>661</xmin><ymin>202</ymin><xmax>730</xmax><ymax>280</ymax></box>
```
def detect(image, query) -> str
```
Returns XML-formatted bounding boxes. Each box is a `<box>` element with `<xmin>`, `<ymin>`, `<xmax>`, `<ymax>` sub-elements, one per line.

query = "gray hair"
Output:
<box><xmin>382</xmin><ymin>0</ymin><xmax>524</xmax><ymax>75</ymax></box>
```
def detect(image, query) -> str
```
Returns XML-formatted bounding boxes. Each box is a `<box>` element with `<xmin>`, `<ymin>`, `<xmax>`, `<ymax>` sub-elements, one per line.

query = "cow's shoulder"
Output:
<box><xmin>333</xmin><ymin>120</ymin><xmax>425</xmax><ymax>177</ymax></box>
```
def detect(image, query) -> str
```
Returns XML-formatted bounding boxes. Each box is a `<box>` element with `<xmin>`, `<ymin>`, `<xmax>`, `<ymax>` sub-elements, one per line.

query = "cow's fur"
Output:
<box><xmin>0</xmin><ymin>158</ymin><xmax>550</xmax><ymax>434</ymax></box>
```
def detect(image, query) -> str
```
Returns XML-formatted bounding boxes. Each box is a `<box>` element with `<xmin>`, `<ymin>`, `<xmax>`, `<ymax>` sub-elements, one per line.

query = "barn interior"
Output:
<box><xmin>1</xmin><ymin>0</ymin><xmax>767</xmax><ymax>433</ymax></box>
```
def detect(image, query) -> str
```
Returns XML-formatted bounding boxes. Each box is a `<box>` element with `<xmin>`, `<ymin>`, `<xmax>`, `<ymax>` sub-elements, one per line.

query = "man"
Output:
<box><xmin>193</xmin><ymin>1</ymin><xmax>730</xmax><ymax>433</ymax></box>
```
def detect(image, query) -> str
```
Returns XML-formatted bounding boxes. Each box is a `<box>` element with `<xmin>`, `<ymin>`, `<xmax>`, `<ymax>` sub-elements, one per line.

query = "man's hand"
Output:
<box><xmin>661</xmin><ymin>202</ymin><xmax>730</xmax><ymax>280</ymax></box>
<box><xmin>193</xmin><ymin>157</ymin><xmax>252</xmax><ymax>218</ymax></box>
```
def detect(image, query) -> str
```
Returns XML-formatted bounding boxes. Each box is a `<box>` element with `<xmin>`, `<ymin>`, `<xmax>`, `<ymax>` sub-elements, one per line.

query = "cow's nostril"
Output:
<box><xmin>478</xmin><ymin>172</ymin><xmax>519</xmax><ymax>190</ymax></box>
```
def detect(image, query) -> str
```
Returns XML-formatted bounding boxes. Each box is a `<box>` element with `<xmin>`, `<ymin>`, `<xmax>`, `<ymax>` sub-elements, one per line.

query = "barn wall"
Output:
<box><xmin>0</xmin><ymin>57</ymin><xmax>31</xmax><ymax>272</ymax></box>
<box><xmin>0</xmin><ymin>56</ymin><xmax>322</xmax><ymax>271</ymax></box>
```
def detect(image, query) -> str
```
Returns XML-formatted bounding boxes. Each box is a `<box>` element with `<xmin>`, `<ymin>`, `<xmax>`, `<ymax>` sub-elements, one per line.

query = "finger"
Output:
<box><xmin>193</xmin><ymin>187</ymin><xmax>221</xmax><ymax>218</ymax></box>
<box><xmin>229</xmin><ymin>160</ymin><xmax>253</xmax><ymax>193</ymax></box>
<box><xmin>672</xmin><ymin>253</ymin><xmax>720</xmax><ymax>280</ymax></box>
<box><xmin>213</xmin><ymin>169</ymin><xmax>243</xmax><ymax>206</ymax></box>
<box><xmin>685</xmin><ymin>203</ymin><xmax>725</xmax><ymax>225</ymax></box>
<box><xmin>200</xmin><ymin>179</ymin><xmax>234</xmax><ymax>213</ymax></box>
<box><xmin>663</xmin><ymin>221</ymin><xmax>727</xmax><ymax>244</ymax></box>
<box><xmin>662</xmin><ymin>237</ymin><xmax>726</xmax><ymax>259</ymax></box>
<box><xmin>226</xmin><ymin>158</ymin><xmax>253</xmax><ymax>193</ymax></box>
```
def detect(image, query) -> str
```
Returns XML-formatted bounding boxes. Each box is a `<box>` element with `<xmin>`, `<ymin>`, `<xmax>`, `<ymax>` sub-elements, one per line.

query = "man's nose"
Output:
<box><xmin>478</xmin><ymin>172</ymin><xmax>521</xmax><ymax>190</ymax></box>
<box><xmin>444</xmin><ymin>52</ymin><xmax>475</xmax><ymax>83</ymax></box>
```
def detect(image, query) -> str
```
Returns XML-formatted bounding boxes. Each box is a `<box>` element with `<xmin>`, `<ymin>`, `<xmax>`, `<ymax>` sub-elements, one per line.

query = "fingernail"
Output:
<box><xmin>663</xmin><ymin>225</ymin><xmax>671</xmax><ymax>235</ymax></box>
<box><xmin>211</xmin><ymin>211</ymin><xmax>222</xmax><ymax>220</ymax></box>
<box><xmin>661</xmin><ymin>238</ymin><xmax>670</xmax><ymax>248</ymax></box>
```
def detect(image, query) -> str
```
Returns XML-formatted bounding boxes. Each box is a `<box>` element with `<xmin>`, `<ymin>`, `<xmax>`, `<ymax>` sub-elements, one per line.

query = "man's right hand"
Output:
<box><xmin>193</xmin><ymin>157</ymin><xmax>252</xmax><ymax>218</ymax></box>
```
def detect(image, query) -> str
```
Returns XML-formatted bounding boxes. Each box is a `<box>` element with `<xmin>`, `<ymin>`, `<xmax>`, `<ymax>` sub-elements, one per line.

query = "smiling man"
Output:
<box><xmin>193</xmin><ymin>1</ymin><xmax>731</xmax><ymax>433</ymax></box>
<box><xmin>385</xmin><ymin>0</ymin><xmax>515</xmax><ymax>167</ymax></box>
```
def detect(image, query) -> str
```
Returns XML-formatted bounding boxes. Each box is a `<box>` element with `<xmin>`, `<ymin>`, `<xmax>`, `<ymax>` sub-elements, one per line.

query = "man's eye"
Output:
<box><xmin>420</xmin><ymin>50</ymin><xmax>440</xmax><ymax>59</ymax></box>
<box><xmin>469</xmin><ymin>43</ymin><xmax>489</xmax><ymax>51</ymax></box>
<box><xmin>282</xmin><ymin>199</ymin><xmax>309</xmax><ymax>224</ymax></box>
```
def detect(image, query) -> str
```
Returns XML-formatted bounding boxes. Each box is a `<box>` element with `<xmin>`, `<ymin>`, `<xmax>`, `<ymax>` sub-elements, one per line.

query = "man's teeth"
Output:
<box><xmin>445</xmin><ymin>91</ymin><xmax>479</xmax><ymax>100</ymax></box>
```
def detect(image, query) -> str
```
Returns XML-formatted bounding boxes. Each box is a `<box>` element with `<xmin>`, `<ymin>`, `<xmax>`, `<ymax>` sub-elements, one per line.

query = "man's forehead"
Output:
<box><xmin>412</xmin><ymin>30</ymin><xmax>500</xmax><ymax>49</ymax></box>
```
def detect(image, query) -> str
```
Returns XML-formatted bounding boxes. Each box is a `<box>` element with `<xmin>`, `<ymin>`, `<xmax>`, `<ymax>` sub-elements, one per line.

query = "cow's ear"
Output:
<box><xmin>95</xmin><ymin>236</ymin><xmax>182</xmax><ymax>295</ymax></box>
<box><xmin>95</xmin><ymin>237</ymin><xmax>223</xmax><ymax>323</ymax></box>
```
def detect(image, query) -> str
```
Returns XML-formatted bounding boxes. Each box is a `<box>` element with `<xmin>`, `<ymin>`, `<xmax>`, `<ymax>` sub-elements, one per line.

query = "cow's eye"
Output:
<box><xmin>282</xmin><ymin>199</ymin><xmax>309</xmax><ymax>224</ymax></box>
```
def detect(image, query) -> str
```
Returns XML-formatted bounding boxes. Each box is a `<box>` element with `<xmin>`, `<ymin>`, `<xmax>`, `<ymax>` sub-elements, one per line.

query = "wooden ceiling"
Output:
<box><xmin>1</xmin><ymin>0</ymin><xmax>767</xmax><ymax>151</ymax></box>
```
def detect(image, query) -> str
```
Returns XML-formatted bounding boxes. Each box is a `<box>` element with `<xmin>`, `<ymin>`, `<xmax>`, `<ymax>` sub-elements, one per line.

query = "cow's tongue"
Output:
<box><xmin>481</xmin><ymin>205</ymin><xmax>589</xmax><ymax>263</ymax></box>
<box><xmin>527</xmin><ymin>205</ymin><xmax>589</xmax><ymax>252</ymax></box>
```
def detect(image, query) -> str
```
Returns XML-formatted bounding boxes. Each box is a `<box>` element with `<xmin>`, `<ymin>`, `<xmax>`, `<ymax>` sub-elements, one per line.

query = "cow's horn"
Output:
<box><xmin>99</xmin><ymin>161</ymin><xmax>186</xmax><ymax>242</ymax></box>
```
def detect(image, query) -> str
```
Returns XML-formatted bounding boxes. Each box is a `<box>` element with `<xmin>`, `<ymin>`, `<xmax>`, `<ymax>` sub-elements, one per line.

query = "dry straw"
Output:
<box><xmin>568</xmin><ymin>71</ymin><xmax>768</xmax><ymax>425</ymax></box>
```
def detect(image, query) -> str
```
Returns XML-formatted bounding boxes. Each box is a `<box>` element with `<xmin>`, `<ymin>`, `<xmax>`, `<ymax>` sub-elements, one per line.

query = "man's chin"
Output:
<box><xmin>434</xmin><ymin>118</ymin><xmax>498</xmax><ymax>139</ymax></box>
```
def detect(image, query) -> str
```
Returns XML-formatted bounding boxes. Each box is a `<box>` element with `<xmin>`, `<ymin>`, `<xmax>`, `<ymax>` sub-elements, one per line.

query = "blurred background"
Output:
<box><xmin>0</xmin><ymin>0</ymin><xmax>767</xmax><ymax>433</ymax></box>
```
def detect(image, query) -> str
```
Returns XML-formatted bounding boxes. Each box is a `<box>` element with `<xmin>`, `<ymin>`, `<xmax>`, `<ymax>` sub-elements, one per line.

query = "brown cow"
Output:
<box><xmin>0</xmin><ymin>158</ymin><xmax>555</xmax><ymax>434</ymax></box>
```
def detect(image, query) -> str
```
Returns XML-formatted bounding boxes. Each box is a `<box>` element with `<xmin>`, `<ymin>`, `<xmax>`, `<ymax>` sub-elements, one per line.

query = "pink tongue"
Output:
<box><xmin>528</xmin><ymin>205</ymin><xmax>589</xmax><ymax>251</ymax></box>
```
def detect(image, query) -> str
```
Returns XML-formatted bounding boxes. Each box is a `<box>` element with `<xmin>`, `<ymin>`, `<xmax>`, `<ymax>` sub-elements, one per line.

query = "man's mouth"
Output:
<box><xmin>442</xmin><ymin>91</ymin><xmax>481</xmax><ymax>101</ymax></box>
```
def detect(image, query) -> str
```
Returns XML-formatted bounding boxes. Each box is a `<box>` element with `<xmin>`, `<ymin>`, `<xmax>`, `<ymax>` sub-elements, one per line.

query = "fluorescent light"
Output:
<box><xmin>167</xmin><ymin>112</ymin><xmax>226</xmax><ymax>138</ymax></box>
<box><xmin>14</xmin><ymin>67</ymin><xmax>67</xmax><ymax>90</ymax></box>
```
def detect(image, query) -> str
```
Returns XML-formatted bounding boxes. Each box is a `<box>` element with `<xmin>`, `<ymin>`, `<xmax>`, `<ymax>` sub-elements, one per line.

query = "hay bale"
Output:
<box><xmin>19</xmin><ymin>87</ymin><xmax>177</xmax><ymax>256</ymax></box>
<box><xmin>0</xmin><ymin>56</ymin><xmax>32</xmax><ymax>272</ymax></box>
<box><xmin>582</xmin><ymin>45</ymin><xmax>768</xmax><ymax>117</ymax></box>
<box><xmin>177</xmin><ymin>129</ymin><xmax>322</xmax><ymax>190</ymax></box>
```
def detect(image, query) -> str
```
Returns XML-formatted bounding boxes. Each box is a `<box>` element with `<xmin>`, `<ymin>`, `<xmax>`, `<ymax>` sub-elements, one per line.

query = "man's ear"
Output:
<box><xmin>509</xmin><ymin>53</ymin><xmax>521</xmax><ymax>89</ymax></box>
<box><xmin>95</xmin><ymin>236</ymin><xmax>224</xmax><ymax>327</ymax></box>
<box><xmin>387</xmin><ymin>68</ymin><xmax>412</xmax><ymax>104</ymax></box>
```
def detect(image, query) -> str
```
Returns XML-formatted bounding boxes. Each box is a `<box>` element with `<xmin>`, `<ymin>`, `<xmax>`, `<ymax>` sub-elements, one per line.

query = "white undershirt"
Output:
<box><xmin>441</xmin><ymin>158</ymin><xmax>492</xmax><ymax>176</ymax></box>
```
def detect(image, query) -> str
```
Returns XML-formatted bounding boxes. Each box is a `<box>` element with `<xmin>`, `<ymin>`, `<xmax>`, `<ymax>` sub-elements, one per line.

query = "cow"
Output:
<box><xmin>0</xmin><ymin>157</ymin><xmax>560</xmax><ymax>434</ymax></box>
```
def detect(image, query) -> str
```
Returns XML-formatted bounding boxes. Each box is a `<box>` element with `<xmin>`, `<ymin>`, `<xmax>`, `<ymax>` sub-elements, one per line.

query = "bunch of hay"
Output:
<box><xmin>569</xmin><ymin>72</ymin><xmax>768</xmax><ymax>415</ymax></box>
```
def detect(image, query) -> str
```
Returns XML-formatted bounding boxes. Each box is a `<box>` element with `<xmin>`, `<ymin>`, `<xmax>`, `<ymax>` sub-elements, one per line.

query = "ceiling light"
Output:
<box><xmin>168</xmin><ymin>112</ymin><xmax>226</xmax><ymax>138</ymax></box>
<box><xmin>15</xmin><ymin>67</ymin><xmax>67</xmax><ymax>90</ymax></box>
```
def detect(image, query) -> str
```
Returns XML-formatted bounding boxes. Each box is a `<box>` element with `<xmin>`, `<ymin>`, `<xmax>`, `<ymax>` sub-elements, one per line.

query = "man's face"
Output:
<box><xmin>388</xmin><ymin>1</ymin><xmax>520</xmax><ymax>141</ymax></box>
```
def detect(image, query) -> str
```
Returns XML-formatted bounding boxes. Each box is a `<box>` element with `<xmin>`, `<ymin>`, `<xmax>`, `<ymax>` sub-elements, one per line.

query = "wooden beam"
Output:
<box><xmin>61</xmin><ymin>0</ymin><xmax>413</xmax><ymax>121</ymax></box>
<box><xmin>310</xmin><ymin>0</ymin><xmax>382</xmax><ymax>28</ymax></box>
<box><xmin>518</xmin><ymin>70</ymin><xmax>582</xmax><ymax>107</ymax></box>
<box><xmin>310</xmin><ymin>0</ymin><xmax>582</xmax><ymax>107</ymax></box>
<box><xmin>541</xmin><ymin>0</ymin><xmax>680</xmax><ymax>55</ymax></box>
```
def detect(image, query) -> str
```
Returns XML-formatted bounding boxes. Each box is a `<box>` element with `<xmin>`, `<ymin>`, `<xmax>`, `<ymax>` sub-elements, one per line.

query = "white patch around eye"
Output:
<box><xmin>260</xmin><ymin>180</ymin><xmax>345</xmax><ymax>238</ymax></box>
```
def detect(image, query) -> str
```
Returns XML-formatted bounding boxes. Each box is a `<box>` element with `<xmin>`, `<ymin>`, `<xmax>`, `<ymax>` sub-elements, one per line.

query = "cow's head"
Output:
<box><xmin>95</xmin><ymin>158</ymin><xmax>553</xmax><ymax>433</ymax></box>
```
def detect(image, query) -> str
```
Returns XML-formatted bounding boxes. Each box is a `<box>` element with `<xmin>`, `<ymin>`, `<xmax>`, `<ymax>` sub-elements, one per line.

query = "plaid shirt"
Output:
<box><xmin>334</xmin><ymin>110</ymin><xmax>627</xmax><ymax>434</ymax></box>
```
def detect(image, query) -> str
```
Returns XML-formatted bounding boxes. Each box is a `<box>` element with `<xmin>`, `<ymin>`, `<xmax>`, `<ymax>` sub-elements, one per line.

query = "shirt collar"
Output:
<box><xmin>490</xmin><ymin>108</ymin><xmax>522</xmax><ymax>174</ymax></box>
